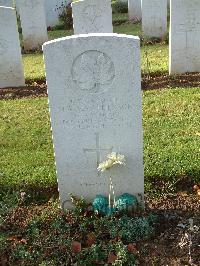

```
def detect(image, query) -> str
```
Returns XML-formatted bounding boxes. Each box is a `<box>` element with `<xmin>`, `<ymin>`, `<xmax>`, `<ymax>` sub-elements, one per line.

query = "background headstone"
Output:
<box><xmin>170</xmin><ymin>0</ymin><xmax>200</xmax><ymax>74</ymax></box>
<box><xmin>128</xmin><ymin>0</ymin><xmax>142</xmax><ymax>21</ymax></box>
<box><xmin>0</xmin><ymin>6</ymin><xmax>25</xmax><ymax>88</ymax></box>
<box><xmin>43</xmin><ymin>33</ymin><xmax>144</xmax><ymax>209</ymax></box>
<box><xmin>18</xmin><ymin>0</ymin><xmax>48</xmax><ymax>51</ymax></box>
<box><xmin>142</xmin><ymin>0</ymin><xmax>167</xmax><ymax>38</ymax></box>
<box><xmin>72</xmin><ymin>0</ymin><xmax>113</xmax><ymax>34</ymax></box>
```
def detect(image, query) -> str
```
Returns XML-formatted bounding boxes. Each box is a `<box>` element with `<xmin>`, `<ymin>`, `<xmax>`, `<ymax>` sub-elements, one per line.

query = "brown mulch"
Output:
<box><xmin>0</xmin><ymin>82</ymin><xmax>47</xmax><ymax>100</ymax></box>
<box><xmin>1</xmin><ymin>192</ymin><xmax>200</xmax><ymax>265</ymax></box>
<box><xmin>142</xmin><ymin>72</ymin><xmax>200</xmax><ymax>91</ymax></box>
<box><xmin>0</xmin><ymin>72</ymin><xmax>200</xmax><ymax>100</ymax></box>
<box><xmin>139</xmin><ymin>194</ymin><xmax>200</xmax><ymax>265</ymax></box>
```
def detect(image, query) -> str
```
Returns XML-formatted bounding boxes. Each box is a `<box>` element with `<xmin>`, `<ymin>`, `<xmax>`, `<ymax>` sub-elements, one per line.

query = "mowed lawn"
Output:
<box><xmin>23</xmin><ymin>44</ymin><xmax>168</xmax><ymax>82</ymax></box>
<box><xmin>0</xmin><ymin>88</ymin><xmax>199</xmax><ymax>194</ymax></box>
<box><xmin>23</xmin><ymin>22</ymin><xmax>168</xmax><ymax>82</ymax></box>
<box><xmin>1</xmin><ymin>20</ymin><xmax>199</xmax><ymax>197</ymax></box>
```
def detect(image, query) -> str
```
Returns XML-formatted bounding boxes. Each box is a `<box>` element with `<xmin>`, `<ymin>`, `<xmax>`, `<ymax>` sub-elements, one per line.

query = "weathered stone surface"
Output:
<box><xmin>128</xmin><ymin>0</ymin><xmax>142</xmax><ymax>20</ymax></box>
<box><xmin>0</xmin><ymin>0</ymin><xmax>13</xmax><ymax>7</ymax></box>
<box><xmin>0</xmin><ymin>6</ymin><xmax>25</xmax><ymax>88</ymax></box>
<box><xmin>170</xmin><ymin>0</ymin><xmax>200</xmax><ymax>74</ymax></box>
<box><xmin>72</xmin><ymin>0</ymin><xmax>113</xmax><ymax>34</ymax></box>
<box><xmin>17</xmin><ymin>0</ymin><xmax>48</xmax><ymax>51</ymax></box>
<box><xmin>142</xmin><ymin>0</ymin><xmax>167</xmax><ymax>38</ymax></box>
<box><xmin>43</xmin><ymin>33</ymin><xmax>144</xmax><ymax>209</ymax></box>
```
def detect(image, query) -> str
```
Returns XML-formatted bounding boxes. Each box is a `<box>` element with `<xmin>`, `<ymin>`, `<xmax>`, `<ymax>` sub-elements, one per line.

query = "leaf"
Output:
<box><xmin>0</xmin><ymin>255</ymin><xmax>8</xmax><ymax>266</ymax></box>
<box><xmin>107</xmin><ymin>253</ymin><xmax>117</xmax><ymax>263</ymax></box>
<box><xmin>127</xmin><ymin>243</ymin><xmax>137</xmax><ymax>254</ymax></box>
<box><xmin>193</xmin><ymin>185</ymin><xmax>199</xmax><ymax>191</ymax></box>
<box><xmin>177</xmin><ymin>191</ymin><xmax>188</xmax><ymax>197</ymax></box>
<box><xmin>75</xmin><ymin>53</ymin><xmax>94</xmax><ymax>84</ymax></box>
<box><xmin>86</xmin><ymin>232</ymin><xmax>96</xmax><ymax>247</ymax></box>
<box><xmin>96</xmin><ymin>54</ymin><xmax>114</xmax><ymax>83</ymax></box>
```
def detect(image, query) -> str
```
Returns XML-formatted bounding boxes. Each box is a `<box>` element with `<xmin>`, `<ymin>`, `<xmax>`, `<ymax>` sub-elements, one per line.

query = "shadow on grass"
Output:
<box><xmin>0</xmin><ymin>183</ymin><xmax>59</xmax><ymax>206</ymax></box>
<box><xmin>0</xmin><ymin>173</ymin><xmax>198</xmax><ymax>207</ymax></box>
<box><xmin>145</xmin><ymin>174</ymin><xmax>197</xmax><ymax>197</ymax></box>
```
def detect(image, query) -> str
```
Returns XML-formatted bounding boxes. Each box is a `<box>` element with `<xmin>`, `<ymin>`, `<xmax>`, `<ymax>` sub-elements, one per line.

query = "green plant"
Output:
<box><xmin>58</xmin><ymin>4</ymin><xmax>73</xmax><ymax>30</ymax></box>
<box><xmin>112</xmin><ymin>0</ymin><xmax>128</xmax><ymax>14</ymax></box>
<box><xmin>76</xmin><ymin>244</ymin><xmax>107</xmax><ymax>265</ymax></box>
<box><xmin>112</xmin><ymin>241</ymin><xmax>136</xmax><ymax>265</ymax></box>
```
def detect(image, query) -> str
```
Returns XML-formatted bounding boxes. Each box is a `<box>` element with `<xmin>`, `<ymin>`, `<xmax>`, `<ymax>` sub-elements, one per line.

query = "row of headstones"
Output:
<box><xmin>0</xmin><ymin>0</ymin><xmax>49</xmax><ymax>51</ymax></box>
<box><xmin>127</xmin><ymin>0</ymin><xmax>168</xmax><ymax>39</ymax></box>
<box><xmin>1</xmin><ymin>0</ymin><xmax>200</xmax><ymax>88</ymax></box>
<box><xmin>0</xmin><ymin>0</ymin><xmax>169</xmax><ymax>31</ymax></box>
<box><xmin>0</xmin><ymin>0</ymin><xmax>71</xmax><ymax>28</ymax></box>
<box><xmin>0</xmin><ymin>0</ymin><xmax>50</xmax><ymax>88</ymax></box>
<box><xmin>72</xmin><ymin>0</ymin><xmax>168</xmax><ymax>38</ymax></box>
<box><xmin>70</xmin><ymin>0</ymin><xmax>200</xmax><ymax>74</ymax></box>
<box><xmin>0</xmin><ymin>0</ymin><xmax>73</xmax><ymax>88</ymax></box>
<box><xmin>0</xmin><ymin>0</ymin><xmax>191</xmax><ymax>51</ymax></box>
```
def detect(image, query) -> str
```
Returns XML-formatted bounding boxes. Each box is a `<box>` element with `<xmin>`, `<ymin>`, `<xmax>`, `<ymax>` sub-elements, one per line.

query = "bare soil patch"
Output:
<box><xmin>0</xmin><ymin>73</ymin><xmax>200</xmax><ymax>100</ymax></box>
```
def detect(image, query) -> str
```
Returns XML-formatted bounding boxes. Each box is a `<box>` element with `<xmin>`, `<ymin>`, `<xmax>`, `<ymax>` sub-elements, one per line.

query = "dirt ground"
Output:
<box><xmin>1</xmin><ymin>191</ymin><xmax>199</xmax><ymax>266</ymax></box>
<box><xmin>139</xmin><ymin>193</ymin><xmax>200</xmax><ymax>265</ymax></box>
<box><xmin>1</xmin><ymin>73</ymin><xmax>200</xmax><ymax>100</ymax></box>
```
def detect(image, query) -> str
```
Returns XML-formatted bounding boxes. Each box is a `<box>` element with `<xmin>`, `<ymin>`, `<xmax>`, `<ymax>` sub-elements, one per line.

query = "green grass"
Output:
<box><xmin>23</xmin><ymin>43</ymin><xmax>168</xmax><ymax>82</ymax></box>
<box><xmin>112</xmin><ymin>12</ymin><xmax>129</xmax><ymax>23</ymax></box>
<box><xmin>141</xmin><ymin>44</ymin><xmax>168</xmax><ymax>74</ymax></box>
<box><xmin>143</xmin><ymin>88</ymin><xmax>200</xmax><ymax>183</ymax></box>
<box><xmin>114</xmin><ymin>23</ymin><xmax>141</xmax><ymax>36</ymax></box>
<box><xmin>0</xmin><ymin>88</ymin><xmax>199</xmax><ymax>193</ymax></box>
<box><xmin>23</xmin><ymin>54</ymin><xmax>46</xmax><ymax>82</ymax></box>
<box><xmin>48</xmin><ymin>29</ymin><xmax>74</xmax><ymax>39</ymax></box>
<box><xmin>21</xmin><ymin>21</ymin><xmax>168</xmax><ymax>82</ymax></box>
<box><xmin>0</xmin><ymin>98</ymin><xmax>55</xmax><ymax>191</ymax></box>
<box><xmin>1</xmin><ymin>14</ymin><xmax>198</xmax><ymax>198</ymax></box>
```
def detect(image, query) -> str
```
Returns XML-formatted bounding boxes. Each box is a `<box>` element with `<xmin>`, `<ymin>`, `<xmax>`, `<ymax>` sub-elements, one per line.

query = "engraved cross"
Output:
<box><xmin>83</xmin><ymin>133</ymin><xmax>113</xmax><ymax>174</ymax></box>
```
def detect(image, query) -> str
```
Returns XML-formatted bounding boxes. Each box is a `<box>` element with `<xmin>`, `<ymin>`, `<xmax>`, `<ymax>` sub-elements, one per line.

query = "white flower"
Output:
<box><xmin>97</xmin><ymin>152</ymin><xmax>125</xmax><ymax>172</ymax></box>
<box><xmin>107</xmin><ymin>152</ymin><xmax>125</xmax><ymax>165</ymax></box>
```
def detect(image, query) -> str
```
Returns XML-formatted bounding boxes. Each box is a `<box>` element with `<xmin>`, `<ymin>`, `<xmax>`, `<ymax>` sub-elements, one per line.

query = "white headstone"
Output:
<box><xmin>0</xmin><ymin>6</ymin><xmax>25</xmax><ymax>88</ymax></box>
<box><xmin>43</xmin><ymin>33</ymin><xmax>144</xmax><ymax>209</ymax></box>
<box><xmin>45</xmin><ymin>0</ymin><xmax>71</xmax><ymax>28</ymax></box>
<box><xmin>0</xmin><ymin>0</ymin><xmax>13</xmax><ymax>7</ymax></box>
<box><xmin>170</xmin><ymin>0</ymin><xmax>200</xmax><ymax>74</ymax></box>
<box><xmin>17</xmin><ymin>0</ymin><xmax>48</xmax><ymax>51</ymax></box>
<box><xmin>72</xmin><ymin>0</ymin><xmax>113</xmax><ymax>34</ymax></box>
<box><xmin>128</xmin><ymin>0</ymin><xmax>142</xmax><ymax>20</ymax></box>
<box><xmin>142</xmin><ymin>0</ymin><xmax>167</xmax><ymax>38</ymax></box>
